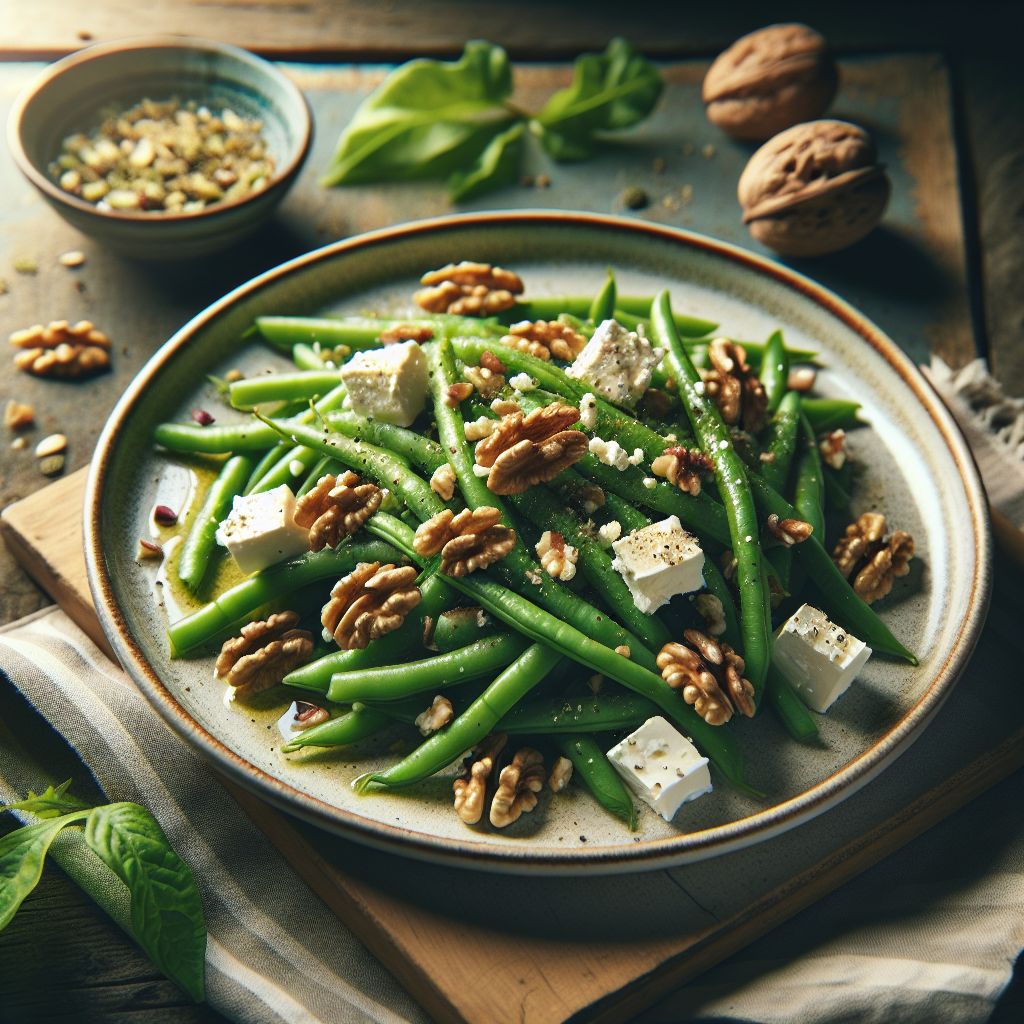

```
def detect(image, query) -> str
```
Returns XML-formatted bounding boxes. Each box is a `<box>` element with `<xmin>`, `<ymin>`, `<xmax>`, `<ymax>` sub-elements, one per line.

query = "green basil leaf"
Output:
<box><xmin>322</xmin><ymin>40</ymin><xmax>516</xmax><ymax>186</ymax></box>
<box><xmin>0</xmin><ymin>810</ymin><xmax>89</xmax><ymax>930</ymax></box>
<box><xmin>449</xmin><ymin>120</ymin><xmax>526</xmax><ymax>201</ymax></box>
<box><xmin>1</xmin><ymin>779</ymin><xmax>89</xmax><ymax>819</ymax></box>
<box><xmin>85</xmin><ymin>803</ymin><xmax>206</xmax><ymax>1003</ymax></box>
<box><xmin>534</xmin><ymin>37</ymin><xmax>663</xmax><ymax>161</ymax></box>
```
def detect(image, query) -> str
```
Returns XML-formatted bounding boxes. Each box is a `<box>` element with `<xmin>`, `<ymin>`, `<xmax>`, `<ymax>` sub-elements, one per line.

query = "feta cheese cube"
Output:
<box><xmin>566</xmin><ymin>319</ymin><xmax>665</xmax><ymax>407</ymax></box>
<box><xmin>340</xmin><ymin>340</ymin><xmax>429</xmax><ymax>427</ymax></box>
<box><xmin>607</xmin><ymin>716</ymin><xmax>712</xmax><ymax>821</ymax></box>
<box><xmin>214</xmin><ymin>484</ymin><xmax>309</xmax><ymax>574</ymax></box>
<box><xmin>772</xmin><ymin>603</ymin><xmax>872</xmax><ymax>712</ymax></box>
<box><xmin>611</xmin><ymin>515</ymin><xmax>704</xmax><ymax>614</ymax></box>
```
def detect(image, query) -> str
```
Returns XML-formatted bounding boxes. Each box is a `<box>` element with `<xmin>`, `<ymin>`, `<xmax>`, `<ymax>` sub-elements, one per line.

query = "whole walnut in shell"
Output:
<box><xmin>703</xmin><ymin>24</ymin><xmax>837</xmax><ymax>141</ymax></box>
<box><xmin>738</xmin><ymin>120</ymin><xmax>890</xmax><ymax>257</ymax></box>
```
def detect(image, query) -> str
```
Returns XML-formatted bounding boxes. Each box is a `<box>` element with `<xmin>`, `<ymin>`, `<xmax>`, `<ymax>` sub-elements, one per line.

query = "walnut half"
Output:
<box><xmin>414</xmin><ymin>262</ymin><xmax>523</xmax><ymax>317</ymax></box>
<box><xmin>490</xmin><ymin>747</ymin><xmax>545</xmax><ymax>827</ymax></box>
<box><xmin>832</xmin><ymin>512</ymin><xmax>914</xmax><ymax>604</ymax></box>
<box><xmin>657</xmin><ymin>629</ymin><xmax>756</xmax><ymax>724</ymax></box>
<box><xmin>500</xmin><ymin>319</ymin><xmax>587</xmax><ymax>362</ymax></box>
<box><xmin>702</xmin><ymin>338</ymin><xmax>768</xmax><ymax>434</ymax></box>
<box><xmin>413</xmin><ymin>507</ymin><xmax>516</xmax><ymax>577</ymax></box>
<box><xmin>453</xmin><ymin>733</ymin><xmax>507</xmax><ymax>824</ymax></box>
<box><xmin>293</xmin><ymin>471</ymin><xmax>381</xmax><ymax>551</ymax></box>
<box><xmin>215</xmin><ymin>611</ymin><xmax>314</xmax><ymax>698</ymax></box>
<box><xmin>322</xmin><ymin>562</ymin><xmax>421</xmax><ymax>649</ymax></box>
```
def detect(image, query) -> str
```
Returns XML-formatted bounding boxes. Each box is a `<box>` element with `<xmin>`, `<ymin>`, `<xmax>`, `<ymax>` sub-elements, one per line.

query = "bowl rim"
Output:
<box><xmin>5</xmin><ymin>34</ymin><xmax>313</xmax><ymax>225</ymax></box>
<box><xmin>85</xmin><ymin>210</ymin><xmax>992</xmax><ymax>875</ymax></box>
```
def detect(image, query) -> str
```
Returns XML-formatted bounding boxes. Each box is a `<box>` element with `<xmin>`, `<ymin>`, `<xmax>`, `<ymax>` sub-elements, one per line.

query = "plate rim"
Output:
<box><xmin>85</xmin><ymin>210</ymin><xmax>992</xmax><ymax>874</ymax></box>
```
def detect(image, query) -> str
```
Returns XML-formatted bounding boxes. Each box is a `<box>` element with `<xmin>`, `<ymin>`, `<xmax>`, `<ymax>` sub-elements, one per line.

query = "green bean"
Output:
<box><xmin>747</xmin><ymin>473</ymin><xmax>917</xmax><ymax>662</ymax></box>
<box><xmin>759</xmin><ymin>330</ymin><xmax>789</xmax><ymax>413</ymax></box>
<box><xmin>177</xmin><ymin>455</ymin><xmax>253</xmax><ymax>591</ymax></box>
<box><xmin>255</xmin><ymin>315</ymin><xmax>500</xmax><ymax>353</ymax></box>
<box><xmin>254</xmin><ymin>414</ymin><xmax>445</xmax><ymax>522</ymax></box>
<box><xmin>432</xmin><ymin>606</ymin><xmax>502</xmax><ymax>652</ymax></box>
<box><xmin>250</xmin><ymin>444</ymin><xmax>321</xmax><ymax>495</ymax></box>
<box><xmin>354</xmin><ymin>643</ymin><xmax>563</xmax><ymax>792</ymax></box>
<box><xmin>652</xmin><ymin>291</ymin><xmax>771</xmax><ymax>697</ymax></box>
<box><xmin>760</xmin><ymin>390</ymin><xmax>801</xmax><ymax>493</ymax></box>
<box><xmin>589</xmin><ymin>270</ymin><xmax>617</xmax><ymax>323</ymax></box>
<box><xmin>280</xmin><ymin>702</ymin><xmax>394</xmax><ymax>752</ymax></box>
<box><xmin>765</xmin><ymin>665</ymin><xmax>819</xmax><ymax>742</ymax></box>
<box><xmin>154</xmin><ymin>420</ymin><xmax>283</xmax><ymax>454</ymax></box>
<box><xmin>802</xmin><ymin>398</ymin><xmax>863</xmax><ymax>434</ymax></box>
<box><xmin>793</xmin><ymin>412</ymin><xmax>825</xmax><ymax>541</ymax></box>
<box><xmin>557</xmin><ymin>734</ymin><xmax>637</xmax><ymax>829</ymax></box>
<box><xmin>325</xmin><ymin>412</ymin><xmax>448</xmax><ymax>476</ymax></box>
<box><xmin>284</xmin><ymin>571</ymin><xmax>454</xmax><ymax>691</ymax></box>
<box><xmin>498</xmin><ymin>688</ymin><xmax>658</xmax><ymax>733</ymax></box>
<box><xmin>229</xmin><ymin>371</ymin><xmax>342</xmax><ymax>409</ymax></box>
<box><xmin>823</xmin><ymin>467</ymin><xmax>851</xmax><ymax>511</ymax></box>
<box><xmin>328</xmin><ymin>633</ymin><xmax>530</xmax><ymax>703</ymax></box>
<box><xmin>167</xmin><ymin>538</ymin><xmax>401</xmax><ymax>655</ymax></box>
<box><xmin>441</xmin><ymin>570</ymin><xmax>749</xmax><ymax>789</ymax></box>
<box><xmin>508</xmin><ymin>297</ymin><xmax>717</xmax><ymax>338</ymax></box>
<box><xmin>766</xmin><ymin>547</ymin><xmax>793</xmax><ymax>594</ymax></box>
<box><xmin>295</xmin><ymin>455</ymin><xmax>341</xmax><ymax>498</ymax></box>
<box><xmin>292</xmin><ymin>343</ymin><xmax>325</xmax><ymax>371</ymax></box>
<box><xmin>244</xmin><ymin>442</ymin><xmax>287</xmax><ymax>494</ymax></box>
<box><xmin>509</xmin><ymin>485</ymin><xmax>671</xmax><ymax>654</ymax></box>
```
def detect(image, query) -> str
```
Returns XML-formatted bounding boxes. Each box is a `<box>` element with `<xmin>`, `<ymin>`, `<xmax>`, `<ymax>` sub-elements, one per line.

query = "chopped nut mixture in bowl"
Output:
<box><xmin>7</xmin><ymin>36</ymin><xmax>311</xmax><ymax>261</ymax></box>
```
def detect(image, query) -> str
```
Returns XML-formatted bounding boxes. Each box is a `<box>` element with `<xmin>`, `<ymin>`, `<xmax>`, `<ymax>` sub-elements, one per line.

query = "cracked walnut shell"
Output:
<box><xmin>322</xmin><ymin>561</ymin><xmax>421</xmax><ymax>650</ymax></box>
<box><xmin>500</xmin><ymin>319</ymin><xmax>588</xmax><ymax>362</ymax></box>
<box><xmin>490</xmin><ymin>747</ymin><xmax>546</xmax><ymax>827</ymax></box>
<box><xmin>414</xmin><ymin>262</ymin><xmax>523</xmax><ymax>317</ymax></box>
<box><xmin>215</xmin><ymin>611</ymin><xmax>314</xmax><ymax>698</ymax></box>
<box><xmin>703</xmin><ymin>24</ymin><xmax>837</xmax><ymax>141</ymax></box>
<box><xmin>738</xmin><ymin>120</ymin><xmax>890</xmax><ymax>257</ymax></box>
<box><xmin>293</xmin><ymin>471</ymin><xmax>382</xmax><ymax>551</ymax></box>
<box><xmin>453</xmin><ymin>733</ymin><xmax>507</xmax><ymax>824</ymax></box>
<box><xmin>413</xmin><ymin>507</ymin><xmax>516</xmax><ymax>576</ymax></box>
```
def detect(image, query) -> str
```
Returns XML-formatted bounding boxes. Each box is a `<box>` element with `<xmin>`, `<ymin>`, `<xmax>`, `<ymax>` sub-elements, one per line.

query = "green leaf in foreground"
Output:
<box><xmin>532</xmin><ymin>37</ymin><xmax>663</xmax><ymax>161</ymax></box>
<box><xmin>85</xmin><ymin>803</ymin><xmax>207</xmax><ymax>1003</ymax></box>
<box><xmin>0</xmin><ymin>810</ymin><xmax>89</xmax><ymax>930</ymax></box>
<box><xmin>449</xmin><ymin>121</ymin><xmax>526</xmax><ymax>200</ymax></box>
<box><xmin>0</xmin><ymin>779</ymin><xmax>90</xmax><ymax>819</ymax></box>
<box><xmin>322</xmin><ymin>40</ymin><xmax>516</xmax><ymax>186</ymax></box>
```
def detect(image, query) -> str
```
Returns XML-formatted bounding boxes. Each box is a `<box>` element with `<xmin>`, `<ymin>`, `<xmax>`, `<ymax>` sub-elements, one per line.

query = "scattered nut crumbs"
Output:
<box><xmin>49</xmin><ymin>97</ymin><xmax>275</xmax><ymax>214</ymax></box>
<box><xmin>702</xmin><ymin>144</ymin><xmax>716</xmax><ymax>159</ymax></box>
<box><xmin>13</xmin><ymin>256</ymin><xmax>37</xmax><ymax>274</ymax></box>
<box><xmin>58</xmin><ymin>251</ymin><xmax>86</xmax><ymax>267</ymax></box>
<box><xmin>225</xmin><ymin>369</ymin><xmax>245</xmax><ymax>382</ymax></box>
<box><xmin>620</xmin><ymin>185</ymin><xmax>649</xmax><ymax>209</ymax></box>
<box><xmin>4</xmin><ymin>400</ymin><xmax>34</xmax><ymax>429</ymax></box>
<box><xmin>535</xmin><ymin>174</ymin><xmax>551</xmax><ymax>188</ymax></box>
<box><xmin>39</xmin><ymin>454</ymin><xmax>65</xmax><ymax>477</ymax></box>
<box><xmin>10</xmin><ymin>437</ymin><xmax>26</xmax><ymax>450</ymax></box>
<box><xmin>35</xmin><ymin>433</ymin><xmax>67</xmax><ymax>457</ymax></box>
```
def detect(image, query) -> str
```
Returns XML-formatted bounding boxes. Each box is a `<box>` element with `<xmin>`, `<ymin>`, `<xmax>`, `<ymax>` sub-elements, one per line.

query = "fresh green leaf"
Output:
<box><xmin>0</xmin><ymin>810</ymin><xmax>89</xmax><ymax>930</ymax></box>
<box><xmin>85</xmin><ymin>803</ymin><xmax>206</xmax><ymax>1003</ymax></box>
<box><xmin>449</xmin><ymin>121</ymin><xmax>526</xmax><ymax>201</ymax></box>
<box><xmin>0</xmin><ymin>779</ymin><xmax>90</xmax><ymax>819</ymax></box>
<box><xmin>322</xmin><ymin>40</ymin><xmax>516</xmax><ymax>187</ymax></box>
<box><xmin>532</xmin><ymin>38</ymin><xmax>663</xmax><ymax>161</ymax></box>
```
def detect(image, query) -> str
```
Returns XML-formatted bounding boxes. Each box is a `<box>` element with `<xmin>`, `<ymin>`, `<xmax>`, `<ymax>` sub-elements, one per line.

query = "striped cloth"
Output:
<box><xmin>1</xmin><ymin>605</ymin><xmax>1021</xmax><ymax>1024</ymax></box>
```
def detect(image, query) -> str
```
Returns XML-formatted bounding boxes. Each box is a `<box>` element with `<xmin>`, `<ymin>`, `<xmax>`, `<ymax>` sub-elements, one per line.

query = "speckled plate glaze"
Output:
<box><xmin>85</xmin><ymin>212</ymin><xmax>991</xmax><ymax>875</ymax></box>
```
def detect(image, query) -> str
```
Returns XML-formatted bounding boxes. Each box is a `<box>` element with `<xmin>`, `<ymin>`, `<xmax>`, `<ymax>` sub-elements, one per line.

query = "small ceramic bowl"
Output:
<box><xmin>6</xmin><ymin>36</ymin><xmax>312</xmax><ymax>262</ymax></box>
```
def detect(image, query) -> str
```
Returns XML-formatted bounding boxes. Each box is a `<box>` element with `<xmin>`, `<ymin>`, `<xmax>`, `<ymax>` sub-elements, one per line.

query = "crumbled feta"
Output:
<box><xmin>628</xmin><ymin>448</ymin><xmax>645</xmax><ymax>466</ymax></box>
<box><xmin>597</xmin><ymin>520</ymin><xmax>621</xmax><ymax>548</ymax></box>
<box><xmin>693</xmin><ymin>381</ymin><xmax>705</xmax><ymax>395</ymax></box>
<box><xmin>607</xmin><ymin>716</ymin><xmax>711</xmax><ymax>821</ymax></box>
<box><xmin>566</xmin><ymin>319</ymin><xmax>665</xmax><ymax>407</ymax></box>
<box><xmin>643</xmin><ymin>476</ymin><xmax>658</xmax><ymax>489</ymax></box>
<box><xmin>214</xmin><ymin>484</ymin><xmax>309</xmax><ymax>574</ymax></box>
<box><xmin>579</xmin><ymin>393</ymin><xmax>598</xmax><ymax>430</ymax></box>
<box><xmin>288</xmin><ymin>459</ymin><xmax>305</xmax><ymax>477</ymax></box>
<box><xmin>718</xmin><ymin>439</ymin><xmax>729</xmax><ymax>450</ymax></box>
<box><xmin>340</xmin><ymin>340</ymin><xmax>429</xmax><ymax>427</ymax></box>
<box><xmin>472</xmin><ymin>463</ymin><xmax>491</xmax><ymax>477</ymax></box>
<box><xmin>510</xmin><ymin>372</ymin><xmax>537</xmax><ymax>392</ymax></box>
<box><xmin>611</xmin><ymin>515</ymin><xmax>704</xmax><ymax>614</ymax></box>
<box><xmin>772</xmin><ymin>603</ymin><xmax>872</xmax><ymax>712</ymax></box>
<box><xmin>589</xmin><ymin>435</ymin><xmax>630</xmax><ymax>470</ymax></box>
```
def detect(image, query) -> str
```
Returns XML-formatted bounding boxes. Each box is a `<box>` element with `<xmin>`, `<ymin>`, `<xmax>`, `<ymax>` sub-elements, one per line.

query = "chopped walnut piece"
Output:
<box><xmin>832</xmin><ymin>512</ymin><xmax>914</xmax><ymax>604</ymax></box>
<box><xmin>379</xmin><ymin>322</ymin><xmax>434</xmax><ymax>345</ymax></box>
<box><xmin>536</xmin><ymin>530</ymin><xmax>578</xmax><ymax>581</ymax></box>
<box><xmin>819</xmin><ymin>428</ymin><xmax>847</xmax><ymax>469</ymax></box>
<box><xmin>479</xmin><ymin>350</ymin><xmax>507</xmax><ymax>374</ymax></box>
<box><xmin>414</xmin><ymin>262</ymin><xmax>523</xmax><ymax>317</ymax></box>
<box><xmin>415</xmin><ymin>695</ymin><xmax>454</xmax><ymax>736</ymax></box>
<box><xmin>650</xmin><ymin>445</ymin><xmax>716</xmax><ymax>496</ymax></box>
<box><xmin>702</xmin><ymin>338</ymin><xmax>768</xmax><ymax>433</ymax></box>
<box><xmin>414</xmin><ymin>507</ymin><xmax>516</xmax><ymax>576</ymax></box>
<box><xmin>548</xmin><ymin>756</ymin><xmax>573</xmax><ymax>792</ymax></box>
<box><xmin>4</xmin><ymin>400</ymin><xmax>34</xmax><ymax>429</ymax></box>
<box><xmin>429</xmin><ymin>463</ymin><xmax>456</xmax><ymax>500</ymax></box>
<box><xmin>490</xmin><ymin>747</ymin><xmax>546</xmax><ymax>827</ymax></box>
<box><xmin>9</xmin><ymin>320</ymin><xmax>110</xmax><ymax>350</ymax></box>
<box><xmin>215</xmin><ymin>611</ymin><xmax>315</xmax><ymax>698</ymax></box>
<box><xmin>444</xmin><ymin>382</ymin><xmax>474</xmax><ymax>407</ymax></box>
<box><xmin>464</xmin><ymin>364</ymin><xmax>505</xmax><ymax>399</ymax></box>
<box><xmin>500</xmin><ymin>319</ymin><xmax>587</xmax><ymax>362</ymax></box>
<box><xmin>491</xmin><ymin>398</ymin><xmax>521</xmax><ymax>416</ymax></box>
<box><xmin>453</xmin><ymin>733</ymin><xmax>507</xmax><ymax>824</ymax></box>
<box><xmin>832</xmin><ymin>511</ymin><xmax>886</xmax><ymax>579</ymax></box>
<box><xmin>322</xmin><ymin>562</ymin><xmax>421</xmax><ymax>649</ymax></box>
<box><xmin>658</xmin><ymin>629</ymin><xmax>755</xmax><ymax>724</ymax></box>
<box><xmin>14</xmin><ymin>340</ymin><xmax>110</xmax><ymax>379</ymax></box>
<box><xmin>464</xmin><ymin>416</ymin><xmax>497</xmax><ymax>441</ymax></box>
<box><xmin>474</xmin><ymin>403</ymin><xmax>587</xmax><ymax>495</ymax></box>
<box><xmin>615</xmin><ymin>645</ymin><xmax>631</xmax><ymax>658</ymax></box>
<box><xmin>695</xmin><ymin>593</ymin><xmax>727</xmax><ymax>635</ymax></box>
<box><xmin>766</xmin><ymin>513</ymin><xmax>814</xmax><ymax>546</ymax></box>
<box><xmin>294</xmin><ymin>472</ymin><xmax>382</xmax><ymax>551</ymax></box>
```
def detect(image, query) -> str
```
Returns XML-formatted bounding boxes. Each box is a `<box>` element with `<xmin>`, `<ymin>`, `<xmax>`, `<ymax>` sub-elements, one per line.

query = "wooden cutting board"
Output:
<box><xmin>3</xmin><ymin>465</ymin><xmax>1024</xmax><ymax>1024</ymax></box>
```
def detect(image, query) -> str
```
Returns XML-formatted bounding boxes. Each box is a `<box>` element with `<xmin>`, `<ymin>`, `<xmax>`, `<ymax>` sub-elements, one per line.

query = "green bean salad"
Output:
<box><xmin>152</xmin><ymin>263</ymin><xmax>918</xmax><ymax>833</ymax></box>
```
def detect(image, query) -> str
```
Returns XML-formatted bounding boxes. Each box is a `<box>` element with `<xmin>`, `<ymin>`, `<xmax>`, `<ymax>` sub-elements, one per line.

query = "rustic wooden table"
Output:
<box><xmin>1</xmin><ymin>4</ymin><xmax>1021</xmax><ymax>1023</ymax></box>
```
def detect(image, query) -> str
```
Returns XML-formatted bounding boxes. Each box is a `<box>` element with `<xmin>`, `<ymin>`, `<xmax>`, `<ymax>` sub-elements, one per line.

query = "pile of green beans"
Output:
<box><xmin>153</xmin><ymin>272</ymin><xmax>919</xmax><ymax>833</ymax></box>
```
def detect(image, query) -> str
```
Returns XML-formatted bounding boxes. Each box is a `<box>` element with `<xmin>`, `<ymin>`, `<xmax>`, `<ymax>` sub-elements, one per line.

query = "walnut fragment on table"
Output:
<box><xmin>9</xmin><ymin>320</ymin><xmax>111</xmax><ymax>379</ymax></box>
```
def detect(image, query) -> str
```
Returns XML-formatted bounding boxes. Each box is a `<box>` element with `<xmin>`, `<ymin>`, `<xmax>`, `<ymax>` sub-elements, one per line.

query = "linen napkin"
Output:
<box><xmin>1</xmin><ymin>605</ymin><xmax>1021</xmax><ymax>1024</ymax></box>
